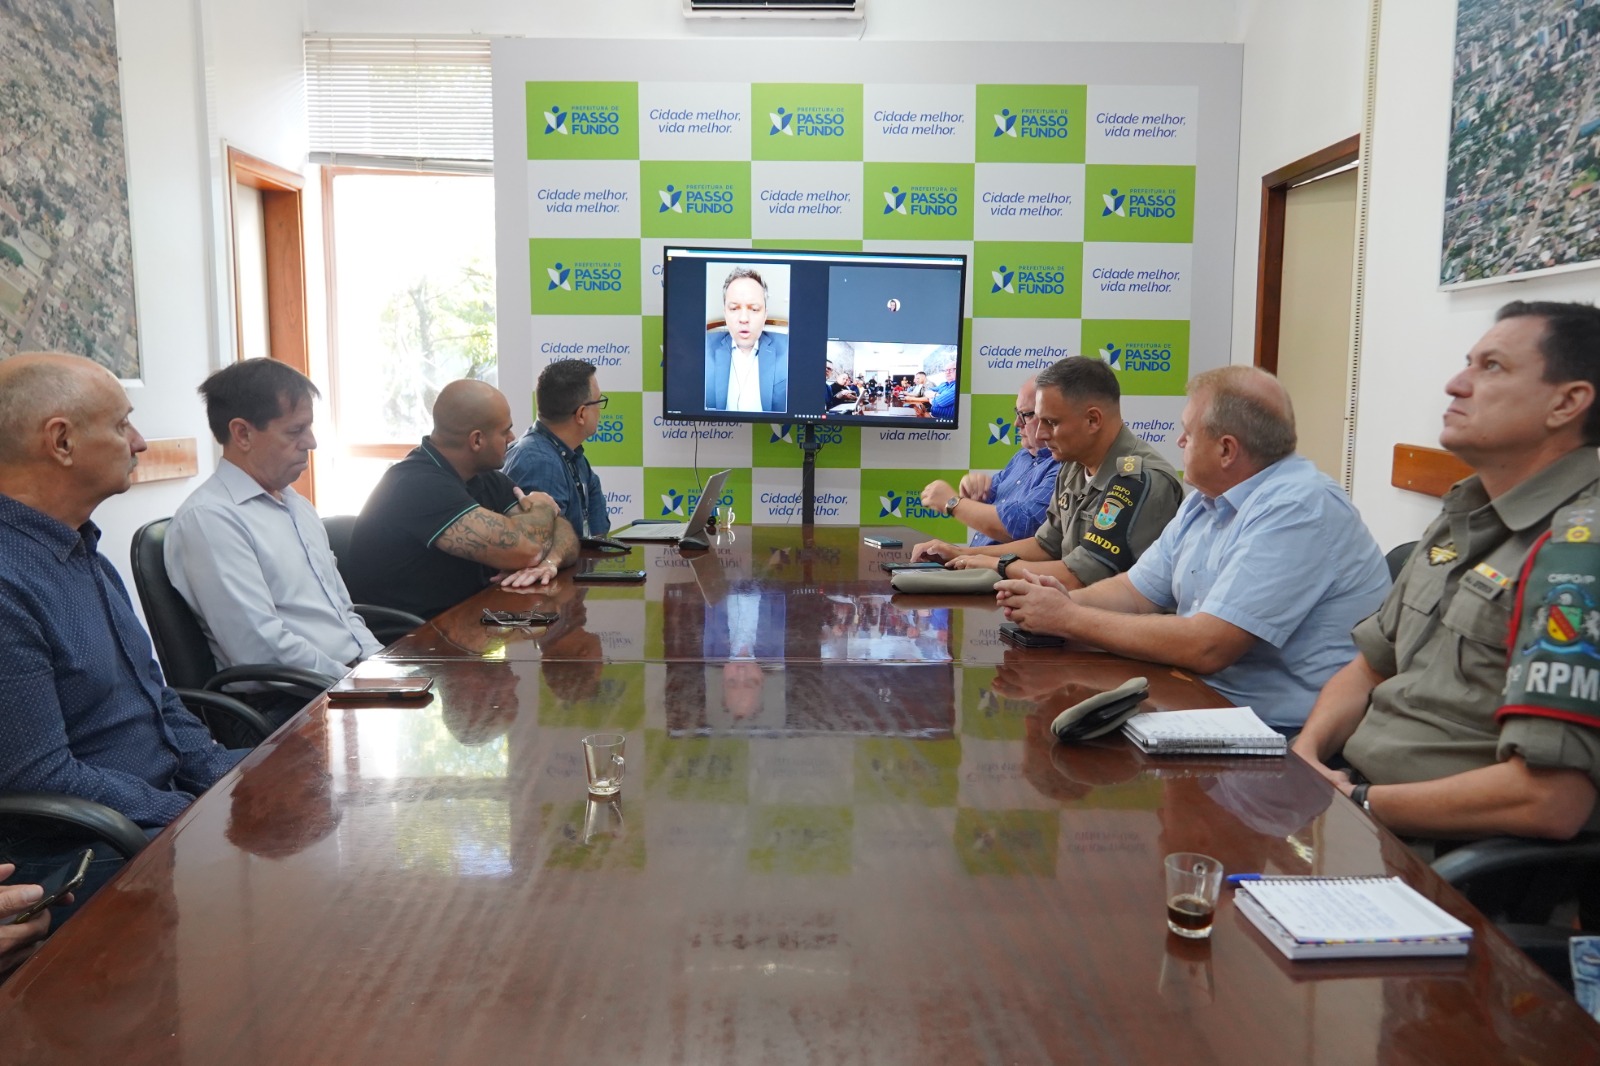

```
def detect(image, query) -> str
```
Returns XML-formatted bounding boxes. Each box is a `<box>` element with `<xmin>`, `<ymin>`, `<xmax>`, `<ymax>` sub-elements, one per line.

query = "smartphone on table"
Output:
<box><xmin>327</xmin><ymin>676</ymin><xmax>436</xmax><ymax>702</ymax></box>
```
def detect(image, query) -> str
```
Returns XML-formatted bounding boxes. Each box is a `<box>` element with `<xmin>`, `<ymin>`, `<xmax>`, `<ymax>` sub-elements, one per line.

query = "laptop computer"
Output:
<box><xmin>612</xmin><ymin>469</ymin><xmax>731</xmax><ymax>542</ymax></box>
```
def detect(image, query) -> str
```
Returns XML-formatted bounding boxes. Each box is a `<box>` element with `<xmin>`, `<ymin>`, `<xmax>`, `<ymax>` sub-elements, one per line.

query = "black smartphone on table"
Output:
<box><xmin>8</xmin><ymin>848</ymin><xmax>93</xmax><ymax>925</ymax></box>
<box><xmin>863</xmin><ymin>536</ymin><xmax>903</xmax><ymax>549</ymax></box>
<box><xmin>576</xmin><ymin>564</ymin><xmax>647</xmax><ymax>583</ymax></box>
<box><xmin>880</xmin><ymin>561</ymin><xmax>947</xmax><ymax>573</ymax></box>
<box><xmin>998</xmin><ymin>621</ymin><xmax>1067</xmax><ymax>649</ymax></box>
<box><xmin>327</xmin><ymin>676</ymin><xmax>436</xmax><ymax>702</ymax></box>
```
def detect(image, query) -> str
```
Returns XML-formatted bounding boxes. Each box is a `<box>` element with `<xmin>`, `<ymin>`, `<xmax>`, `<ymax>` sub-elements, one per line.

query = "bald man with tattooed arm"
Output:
<box><xmin>347</xmin><ymin>379</ymin><xmax>580</xmax><ymax>619</ymax></box>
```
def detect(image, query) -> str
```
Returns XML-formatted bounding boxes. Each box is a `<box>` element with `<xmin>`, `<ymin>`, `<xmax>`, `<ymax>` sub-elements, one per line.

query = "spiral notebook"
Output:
<box><xmin>1121</xmin><ymin>706</ymin><xmax>1286</xmax><ymax>756</ymax></box>
<box><xmin>1235</xmin><ymin>876</ymin><xmax>1473</xmax><ymax>960</ymax></box>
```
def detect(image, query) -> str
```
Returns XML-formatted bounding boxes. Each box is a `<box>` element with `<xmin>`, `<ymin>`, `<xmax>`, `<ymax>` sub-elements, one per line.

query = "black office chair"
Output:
<box><xmin>1434</xmin><ymin>835</ymin><xmax>1600</xmax><ymax>991</ymax></box>
<box><xmin>130</xmin><ymin>518</ymin><xmax>336</xmax><ymax>733</ymax></box>
<box><xmin>0</xmin><ymin>688</ymin><xmax>271</xmax><ymax>862</ymax></box>
<box><xmin>322</xmin><ymin>515</ymin><xmax>426</xmax><ymax>643</ymax></box>
<box><xmin>1385</xmin><ymin>540</ymin><xmax>1418</xmax><ymax>581</ymax></box>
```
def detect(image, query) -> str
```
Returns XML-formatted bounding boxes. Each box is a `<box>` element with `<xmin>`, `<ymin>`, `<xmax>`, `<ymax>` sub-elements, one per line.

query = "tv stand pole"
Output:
<box><xmin>800</xmin><ymin>424</ymin><xmax>824</xmax><ymax>526</ymax></box>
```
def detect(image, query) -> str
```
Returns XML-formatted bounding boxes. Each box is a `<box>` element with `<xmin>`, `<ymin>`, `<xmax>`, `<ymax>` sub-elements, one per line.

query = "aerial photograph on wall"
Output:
<box><xmin>1443</xmin><ymin>0</ymin><xmax>1600</xmax><ymax>286</ymax></box>
<box><xmin>0</xmin><ymin>0</ymin><xmax>141</xmax><ymax>376</ymax></box>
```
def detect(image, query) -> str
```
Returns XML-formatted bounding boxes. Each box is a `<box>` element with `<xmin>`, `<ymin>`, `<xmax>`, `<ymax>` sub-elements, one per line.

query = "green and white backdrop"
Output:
<box><xmin>493</xmin><ymin>40</ymin><xmax>1240</xmax><ymax>543</ymax></box>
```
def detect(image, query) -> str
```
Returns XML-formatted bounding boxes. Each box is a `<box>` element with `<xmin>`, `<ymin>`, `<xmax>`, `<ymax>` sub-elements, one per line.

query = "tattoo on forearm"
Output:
<box><xmin>437</xmin><ymin>503</ymin><xmax>561</xmax><ymax>567</ymax></box>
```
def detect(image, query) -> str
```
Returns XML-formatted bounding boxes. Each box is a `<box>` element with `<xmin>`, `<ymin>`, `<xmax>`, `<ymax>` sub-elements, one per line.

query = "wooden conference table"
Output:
<box><xmin>2</xmin><ymin>525</ymin><xmax>1598</xmax><ymax>1063</ymax></box>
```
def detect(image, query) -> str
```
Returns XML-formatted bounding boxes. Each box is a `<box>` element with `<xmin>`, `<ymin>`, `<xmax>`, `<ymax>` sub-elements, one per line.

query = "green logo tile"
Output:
<box><xmin>751</xmin><ymin>83</ymin><xmax>863</xmax><ymax>161</ymax></box>
<box><xmin>857</xmin><ymin>467</ymin><xmax>968</xmax><ymax>538</ymax></box>
<box><xmin>582</xmin><ymin>390</ymin><xmax>643</xmax><ymax>467</ymax></box>
<box><xmin>542</xmin><ymin>801</ymin><xmax>646</xmax><ymax>872</ymax></box>
<box><xmin>1083</xmin><ymin>164</ymin><xmax>1196</xmax><ymax>244</ymax></box>
<box><xmin>643</xmin><ymin>730</ymin><xmax>748</xmax><ymax>804</ymax></box>
<box><xmin>640</xmin><ymin>161</ymin><xmax>751</xmax><ymax>239</ymax></box>
<box><xmin>967</xmin><ymin>393</ymin><xmax>1029</xmax><ymax>470</ymax></box>
<box><xmin>959</xmin><ymin>667</ymin><xmax>1037</xmax><ymax>740</ymax></box>
<box><xmin>748</xmin><ymin>805</ymin><xmax>853</xmax><ymax>875</ymax></box>
<box><xmin>954</xmin><ymin>809</ymin><xmax>1058</xmax><ymax>876</ymax></box>
<box><xmin>862</xmin><ymin>163</ymin><xmax>974</xmax><ymax>241</ymax></box>
<box><xmin>975</xmin><ymin>84</ymin><xmax>1086</xmax><ymax>164</ymax></box>
<box><xmin>642</xmin><ymin>315</ymin><xmax>663</xmax><ymax>392</ymax></box>
<box><xmin>854</xmin><ymin>738</ymin><xmax>961</xmax><ymax>807</ymax></box>
<box><xmin>526</xmin><ymin>81</ymin><xmax>639</xmax><ymax>160</ymax></box>
<box><xmin>972</xmin><ymin>241</ymin><xmax>1082</xmax><ymax>319</ymax></box>
<box><xmin>537</xmin><ymin>663</ymin><xmax>646</xmax><ymax>730</ymax></box>
<box><xmin>642</xmin><ymin>466</ymin><xmax>753</xmax><ymax>522</ymax></box>
<box><xmin>752</xmin><ymin>419</ymin><xmax>862</xmax><ymax>469</ymax></box>
<box><xmin>1080</xmin><ymin>319</ymin><xmax>1190</xmax><ymax>396</ymax></box>
<box><xmin>530</xmin><ymin>239</ymin><xmax>641</xmax><ymax>316</ymax></box>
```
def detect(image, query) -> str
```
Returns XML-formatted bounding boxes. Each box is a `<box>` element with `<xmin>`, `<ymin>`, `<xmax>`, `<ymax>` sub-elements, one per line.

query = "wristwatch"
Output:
<box><xmin>1350</xmin><ymin>783</ymin><xmax>1372</xmax><ymax>814</ymax></box>
<box><xmin>943</xmin><ymin>495</ymin><xmax>961</xmax><ymax>517</ymax></box>
<box><xmin>997</xmin><ymin>552</ymin><xmax>1020</xmax><ymax>579</ymax></box>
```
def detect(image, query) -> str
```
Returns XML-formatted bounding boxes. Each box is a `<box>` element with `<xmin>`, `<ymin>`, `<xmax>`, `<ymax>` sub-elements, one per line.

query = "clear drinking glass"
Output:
<box><xmin>1164</xmin><ymin>852</ymin><xmax>1223</xmax><ymax>939</ymax></box>
<box><xmin>581</xmin><ymin>733</ymin><xmax>626</xmax><ymax>796</ymax></box>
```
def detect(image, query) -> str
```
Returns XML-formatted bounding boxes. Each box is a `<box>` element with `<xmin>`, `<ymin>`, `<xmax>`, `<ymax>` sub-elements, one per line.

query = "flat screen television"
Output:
<box><xmin>661</xmin><ymin>246</ymin><xmax>968</xmax><ymax>429</ymax></box>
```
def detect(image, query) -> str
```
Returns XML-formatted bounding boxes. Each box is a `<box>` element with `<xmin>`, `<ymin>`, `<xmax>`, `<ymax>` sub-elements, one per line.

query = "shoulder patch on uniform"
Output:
<box><xmin>1556</xmin><ymin>502</ymin><xmax>1599</xmax><ymax>544</ymax></box>
<box><xmin>1499</xmin><ymin>530</ymin><xmax>1600</xmax><ymax>730</ymax></box>
<box><xmin>1077</xmin><ymin>473</ymin><xmax>1150</xmax><ymax>574</ymax></box>
<box><xmin>1118</xmin><ymin>455</ymin><xmax>1142</xmax><ymax>477</ymax></box>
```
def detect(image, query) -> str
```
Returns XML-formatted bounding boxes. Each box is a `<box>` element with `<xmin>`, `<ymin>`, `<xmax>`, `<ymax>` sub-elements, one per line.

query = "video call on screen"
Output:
<box><xmin>661</xmin><ymin>247</ymin><xmax>967</xmax><ymax>428</ymax></box>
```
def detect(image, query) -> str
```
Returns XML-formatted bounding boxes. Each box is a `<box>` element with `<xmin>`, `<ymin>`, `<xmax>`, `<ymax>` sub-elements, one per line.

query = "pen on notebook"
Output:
<box><xmin>1226</xmin><ymin>873</ymin><xmax>1353</xmax><ymax>886</ymax></box>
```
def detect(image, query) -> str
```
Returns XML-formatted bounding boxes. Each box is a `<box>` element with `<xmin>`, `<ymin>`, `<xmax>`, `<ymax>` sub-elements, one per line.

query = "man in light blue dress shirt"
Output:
<box><xmin>167</xmin><ymin>359</ymin><xmax>380</xmax><ymax>724</ymax></box>
<box><xmin>996</xmin><ymin>366</ymin><xmax>1390</xmax><ymax>731</ymax></box>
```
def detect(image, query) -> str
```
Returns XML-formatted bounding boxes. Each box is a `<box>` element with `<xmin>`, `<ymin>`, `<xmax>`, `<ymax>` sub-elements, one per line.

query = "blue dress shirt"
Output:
<box><xmin>503</xmin><ymin>422</ymin><xmax>611</xmax><ymax>537</ymax></box>
<box><xmin>930</xmin><ymin>380</ymin><xmax>958</xmax><ymax>420</ymax></box>
<box><xmin>1125</xmin><ymin>456</ymin><xmax>1390</xmax><ymax>730</ymax></box>
<box><xmin>0</xmin><ymin>494</ymin><xmax>245</xmax><ymax>828</ymax></box>
<box><xmin>971</xmin><ymin>447</ymin><xmax>1063</xmax><ymax>547</ymax></box>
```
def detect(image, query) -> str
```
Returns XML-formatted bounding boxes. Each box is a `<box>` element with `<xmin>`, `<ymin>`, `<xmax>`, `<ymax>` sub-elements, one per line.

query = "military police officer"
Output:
<box><xmin>1295</xmin><ymin>301</ymin><xmax>1600</xmax><ymax>842</ymax></box>
<box><xmin>912</xmin><ymin>356</ymin><xmax>1183</xmax><ymax>588</ymax></box>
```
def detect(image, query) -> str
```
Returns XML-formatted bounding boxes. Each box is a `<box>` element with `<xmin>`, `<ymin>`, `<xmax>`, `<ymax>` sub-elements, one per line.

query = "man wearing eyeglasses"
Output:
<box><xmin>912</xmin><ymin>356</ymin><xmax>1183</xmax><ymax>589</ymax></box>
<box><xmin>504</xmin><ymin>358</ymin><xmax>612</xmax><ymax>538</ymax></box>
<box><xmin>917</xmin><ymin>377</ymin><xmax>1061</xmax><ymax>545</ymax></box>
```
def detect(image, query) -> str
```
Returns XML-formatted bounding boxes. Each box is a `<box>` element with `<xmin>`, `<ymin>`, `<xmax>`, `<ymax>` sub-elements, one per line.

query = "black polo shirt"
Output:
<box><xmin>347</xmin><ymin>437</ymin><xmax>520</xmax><ymax>618</ymax></box>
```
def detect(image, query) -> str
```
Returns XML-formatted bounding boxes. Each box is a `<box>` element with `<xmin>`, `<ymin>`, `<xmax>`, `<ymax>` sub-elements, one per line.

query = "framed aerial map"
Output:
<box><xmin>0</xmin><ymin>0</ymin><xmax>141</xmax><ymax>376</ymax></box>
<box><xmin>1443</xmin><ymin>0</ymin><xmax>1600</xmax><ymax>287</ymax></box>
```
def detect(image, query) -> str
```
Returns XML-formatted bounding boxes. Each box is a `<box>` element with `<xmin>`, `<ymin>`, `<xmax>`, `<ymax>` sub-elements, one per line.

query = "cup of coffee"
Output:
<box><xmin>581</xmin><ymin>733</ymin><xmax>626</xmax><ymax>796</ymax></box>
<box><xmin>1164</xmin><ymin>852</ymin><xmax>1223</xmax><ymax>939</ymax></box>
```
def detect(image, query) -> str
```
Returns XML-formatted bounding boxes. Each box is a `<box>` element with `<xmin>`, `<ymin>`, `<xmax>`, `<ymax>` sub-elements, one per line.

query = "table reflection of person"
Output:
<box><xmin>705</xmin><ymin>267</ymin><xmax>788</xmax><ymax>413</ymax></box>
<box><xmin>227</xmin><ymin>715</ymin><xmax>339</xmax><ymax>860</ymax></box>
<box><xmin>442</xmin><ymin>661</ymin><xmax>522</xmax><ymax>746</ymax></box>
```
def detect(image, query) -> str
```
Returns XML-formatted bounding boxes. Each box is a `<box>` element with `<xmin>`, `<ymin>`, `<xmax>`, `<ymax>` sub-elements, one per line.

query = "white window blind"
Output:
<box><xmin>305</xmin><ymin>37</ymin><xmax>493</xmax><ymax>172</ymax></box>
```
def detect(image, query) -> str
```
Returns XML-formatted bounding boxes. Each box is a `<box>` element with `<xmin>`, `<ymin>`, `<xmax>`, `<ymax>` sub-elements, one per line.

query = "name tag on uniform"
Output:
<box><xmin>1461</xmin><ymin>561</ymin><xmax>1511</xmax><ymax>601</ymax></box>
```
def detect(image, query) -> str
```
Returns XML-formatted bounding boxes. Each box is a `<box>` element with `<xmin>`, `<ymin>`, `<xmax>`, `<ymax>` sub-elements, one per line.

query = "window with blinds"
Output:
<box><xmin>304</xmin><ymin>37</ymin><xmax>493</xmax><ymax>171</ymax></box>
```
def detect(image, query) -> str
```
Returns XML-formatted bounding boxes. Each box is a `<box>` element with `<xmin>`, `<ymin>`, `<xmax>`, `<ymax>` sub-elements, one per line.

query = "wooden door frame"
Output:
<box><xmin>1253</xmin><ymin>134</ymin><xmax>1361</xmax><ymax>373</ymax></box>
<box><xmin>226</xmin><ymin>146</ymin><xmax>314</xmax><ymax>502</ymax></box>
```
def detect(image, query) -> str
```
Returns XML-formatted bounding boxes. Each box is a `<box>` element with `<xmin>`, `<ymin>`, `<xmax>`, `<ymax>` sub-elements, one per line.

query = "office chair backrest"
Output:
<box><xmin>1385</xmin><ymin>540</ymin><xmax>1418</xmax><ymax>582</ymax></box>
<box><xmin>323</xmin><ymin>514</ymin><xmax>358</xmax><ymax>589</ymax></box>
<box><xmin>130</xmin><ymin>517</ymin><xmax>222</xmax><ymax>691</ymax></box>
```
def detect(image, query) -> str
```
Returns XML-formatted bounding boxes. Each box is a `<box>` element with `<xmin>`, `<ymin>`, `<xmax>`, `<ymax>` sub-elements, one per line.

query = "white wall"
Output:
<box><xmin>1229</xmin><ymin>0</ymin><xmax>1369</xmax><ymax>364</ymax></box>
<box><xmin>1351</xmin><ymin>1</ymin><xmax>1600</xmax><ymax>551</ymax></box>
<box><xmin>90</xmin><ymin>0</ymin><xmax>310</xmax><ymax>603</ymax></box>
<box><xmin>93</xmin><ymin>0</ymin><xmax>222</xmax><ymax>600</ymax></box>
<box><xmin>306</xmin><ymin>0</ymin><xmax>1247</xmax><ymax>42</ymax></box>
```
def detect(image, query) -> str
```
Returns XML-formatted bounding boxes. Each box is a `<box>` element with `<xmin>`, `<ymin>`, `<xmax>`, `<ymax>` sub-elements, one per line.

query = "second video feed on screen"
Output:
<box><xmin>821</xmin><ymin>264</ymin><xmax>962</xmax><ymax>425</ymax></box>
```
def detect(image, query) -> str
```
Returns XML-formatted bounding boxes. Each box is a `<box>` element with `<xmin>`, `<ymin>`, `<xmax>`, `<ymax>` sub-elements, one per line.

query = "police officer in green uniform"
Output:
<box><xmin>1295</xmin><ymin>301</ymin><xmax>1600</xmax><ymax>843</ymax></box>
<box><xmin>911</xmin><ymin>356</ymin><xmax>1183</xmax><ymax>588</ymax></box>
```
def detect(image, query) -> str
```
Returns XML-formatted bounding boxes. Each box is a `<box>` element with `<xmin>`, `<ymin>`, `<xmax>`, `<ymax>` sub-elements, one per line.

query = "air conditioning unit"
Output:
<box><xmin>684</xmin><ymin>0</ymin><xmax>865</xmax><ymax>19</ymax></box>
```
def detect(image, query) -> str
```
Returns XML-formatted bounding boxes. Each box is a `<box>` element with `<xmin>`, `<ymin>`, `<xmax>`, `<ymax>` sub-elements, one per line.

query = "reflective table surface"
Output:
<box><xmin>381</xmin><ymin>525</ymin><xmax>1119</xmax><ymax>665</ymax></box>
<box><xmin>4</xmin><ymin>527</ymin><xmax>1598</xmax><ymax>1063</ymax></box>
